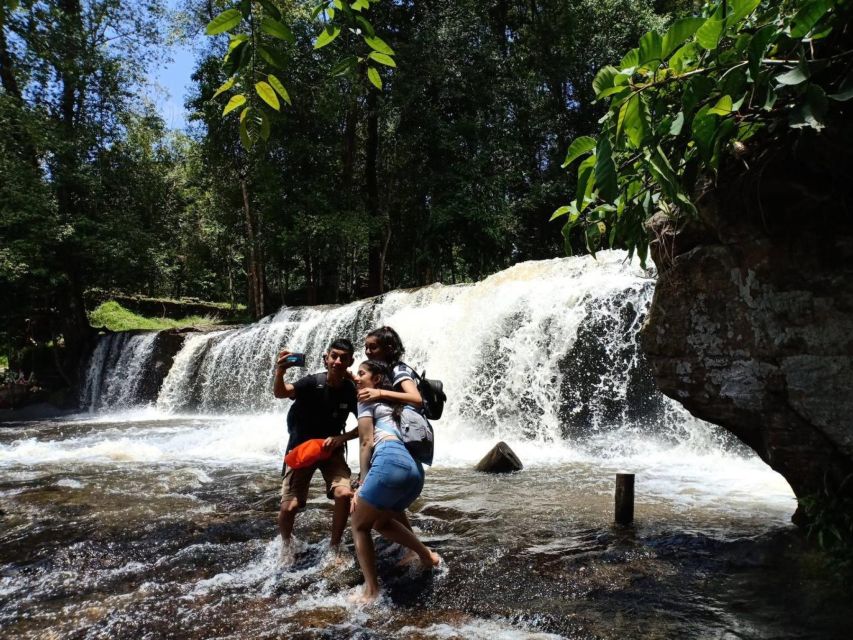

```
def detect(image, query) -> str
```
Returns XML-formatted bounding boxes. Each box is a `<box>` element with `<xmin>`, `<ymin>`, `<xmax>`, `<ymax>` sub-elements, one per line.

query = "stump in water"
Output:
<box><xmin>475</xmin><ymin>441</ymin><xmax>523</xmax><ymax>473</ymax></box>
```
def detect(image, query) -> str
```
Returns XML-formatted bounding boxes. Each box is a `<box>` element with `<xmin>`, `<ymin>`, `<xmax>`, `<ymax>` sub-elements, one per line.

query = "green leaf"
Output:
<box><xmin>561</xmin><ymin>221</ymin><xmax>575</xmax><ymax>256</ymax></box>
<box><xmin>561</xmin><ymin>136</ymin><xmax>596</xmax><ymax>169</ymax></box>
<box><xmin>267</xmin><ymin>74</ymin><xmax>291</xmax><ymax>105</ymax></box>
<box><xmin>691</xmin><ymin>105</ymin><xmax>717</xmax><ymax>163</ymax></box>
<box><xmin>669</xmin><ymin>111</ymin><xmax>685</xmax><ymax>135</ymax></box>
<box><xmin>330</xmin><ymin>56</ymin><xmax>358</xmax><ymax>77</ymax></box>
<box><xmin>255</xmin><ymin>81</ymin><xmax>280</xmax><ymax>111</ymax></box>
<box><xmin>748</xmin><ymin>25</ymin><xmax>775</xmax><ymax>78</ymax></box>
<box><xmin>355</xmin><ymin>15</ymin><xmax>375</xmax><ymax>37</ymax></box>
<box><xmin>638</xmin><ymin>31</ymin><xmax>663</xmax><ymax>66</ymax></box>
<box><xmin>593</xmin><ymin>66</ymin><xmax>619</xmax><ymax>97</ymax></box>
<box><xmin>258</xmin><ymin>44</ymin><xmax>288</xmax><ymax>69</ymax></box>
<box><xmin>259</xmin><ymin>110</ymin><xmax>271</xmax><ymax>141</ymax></box>
<box><xmin>258</xmin><ymin>0</ymin><xmax>282</xmax><ymax>21</ymax></box>
<box><xmin>364</xmin><ymin>35</ymin><xmax>395</xmax><ymax>56</ymax></box>
<box><xmin>729</xmin><ymin>0</ymin><xmax>761</xmax><ymax>23</ymax></box>
<box><xmin>682</xmin><ymin>75</ymin><xmax>715</xmax><ymax>114</ymax></box>
<box><xmin>205</xmin><ymin>9</ymin><xmax>242</xmax><ymax>36</ymax></box>
<box><xmin>696</xmin><ymin>16</ymin><xmax>725</xmax><ymax>51</ymax></box>
<box><xmin>367</xmin><ymin>66</ymin><xmax>382</xmax><ymax>90</ymax></box>
<box><xmin>661</xmin><ymin>17</ymin><xmax>705</xmax><ymax>59</ymax></box>
<box><xmin>223</xmin><ymin>40</ymin><xmax>248</xmax><ymax>76</ymax></box>
<box><xmin>261</xmin><ymin>16</ymin><xmax>296</xmax><ymax>44</ymax></box>
<box><xmin>314</xmin><ymin>25</ymin><xmax>341</xmax><ymax>49</ymax></box>
<box><xmin>790</xmin><ymin>84</ymin><xmax>828</xmax><ymax>130</ymax></box>
<box><xmin>776</xmin><ymin>63</ymin><xmax>809</xmax><ymax>86</ymax></box>
<box><xmin>212</xmin><ymin>77</ymin><xmax>235</xmax><ymax>99</ymax></box>
<box><xmin>351</xmin><ymin>0</ymin><xmax>370</xmax><ymax>10</ymax></box>
<box><xmin>576</xmin><ymin>155</ymin><xmax>596</xmax><ymax>212</ymax></box>
<box><xmin>239</xmin><ymin>115</ymin><xmax>253</xmax><ymax>150</ymax></box>
<box><xmin>708</xmin><ymin>94</ymin><xmax>733</xmax><ymax>115</ymax></box>
<box><xmin>828</xmin><ymin>87</ymin><xmax>853</xmax><ymax>102</ymax></box>
<box><xmin>595</xmin><ymin>137</ymin><xmax>618</xmax><ymax>203</ymax></box>
<box><xmin>669</xmin><ymin>41</ymin><xmax>702</xmax><ymax>74</ymax></box>
<box><xmin>790</xmin><ymin>0</ymin><xmax>832</xmax><ymax>39</ymax></box>
<box><xmin>617</xmin><ymin>94</ymin><xmax>649</xmax><ymax>148</ymax></box>
<box><xmin>550</xmin><ymin>205</ymin><xmax>572</xmax><ymax>221</ymax></box>
<box><xmin>368</xmin><ymin>51</ymin><xmax>396</xmax><ymax>68</ymax></box>
<box><xmin>619</xmin><ymin>48</ymin><xmax>638</xmax><ymax>70</ymax></box>
<box><xmin>223</xmin><ymin>93</ymin><xmax>246</xmax><ymax>116</ymax></box>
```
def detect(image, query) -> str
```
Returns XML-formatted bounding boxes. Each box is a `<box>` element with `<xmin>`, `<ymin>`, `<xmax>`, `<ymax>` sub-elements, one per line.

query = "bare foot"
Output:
<box><xmin>278</xmin><ymin>542</ymin><xmax>294</xmax><ymax>567</ymax></box>
<box><xmin>421</xmin><ymin>550</ymin><xmax>440</xmax><ymax>570</ymax></box>
<box><xmin>396</xmin><ymin>549</ymin><xmax>420</xmax><ymax>567</ymax></box>
<box><xmin>347</xmin><ymin>586</ymin><xmax>380</xmax><ymax>605</ymax></box>
<box><xmin>325</xmin><ymin>545</ymin><xmax>350</xmax><ymax>569</ymax></box>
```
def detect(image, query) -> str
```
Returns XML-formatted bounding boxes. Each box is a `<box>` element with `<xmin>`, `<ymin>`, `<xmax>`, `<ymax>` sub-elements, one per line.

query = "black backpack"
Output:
<box><xmin>413</xmin><ymin>370</ymin><xmax>446</xmax><ymax>420</ymax></box>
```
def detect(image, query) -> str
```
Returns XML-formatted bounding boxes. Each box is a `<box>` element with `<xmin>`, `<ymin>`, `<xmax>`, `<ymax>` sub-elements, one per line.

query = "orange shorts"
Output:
<box><xmin>281</xmin><ymin>448</ymin><xmax>352</xmax><ymax>507</ymax></box>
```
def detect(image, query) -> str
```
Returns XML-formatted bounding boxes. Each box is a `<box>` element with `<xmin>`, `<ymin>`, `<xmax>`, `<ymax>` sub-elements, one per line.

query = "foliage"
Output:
<box><xmin>800</xmin><ymin>474</ymin><xmax>853</xmax><ymax>576</ymax></box>
<box><xmin>88</xmin><ymin>301</ymin><xmax>220</xmax><ymax>332</ymax></box>
<box><xmin>554</xmin><ymin>0</ymin><xmax>853</xmax><ymax>265</ymax></box>
<box><xmin>203</xmin><ymin>0</ymin><xmax>395</xmax><ymax>148</ymax></box>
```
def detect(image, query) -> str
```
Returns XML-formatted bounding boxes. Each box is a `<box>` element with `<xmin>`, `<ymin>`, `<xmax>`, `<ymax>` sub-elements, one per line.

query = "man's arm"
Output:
<box><xmin>273</xmin><ymin>350</ymin><xmax>298</xmax><ymax>398</ymax></box>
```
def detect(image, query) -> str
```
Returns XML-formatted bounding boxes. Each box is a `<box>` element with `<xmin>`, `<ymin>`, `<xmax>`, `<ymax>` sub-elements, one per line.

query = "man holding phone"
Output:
<box><xmin>273</xmin><ymin>338</ymin><xmax>359</xmax><ymax>562</ymax></box>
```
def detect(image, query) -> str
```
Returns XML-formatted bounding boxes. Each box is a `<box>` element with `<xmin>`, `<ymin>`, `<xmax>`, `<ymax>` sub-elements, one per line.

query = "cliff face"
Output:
<box><xmin>640</xmin><ymin>134</ymin><xmax>853</xmax><ymax>519</ymax></box>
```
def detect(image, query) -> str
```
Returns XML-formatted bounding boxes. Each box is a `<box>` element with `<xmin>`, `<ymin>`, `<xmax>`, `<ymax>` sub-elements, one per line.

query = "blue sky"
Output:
<box><xmin>147</xmin><ymin>1</ymin><xmax>200</xmax><ymax>130</ymax></box>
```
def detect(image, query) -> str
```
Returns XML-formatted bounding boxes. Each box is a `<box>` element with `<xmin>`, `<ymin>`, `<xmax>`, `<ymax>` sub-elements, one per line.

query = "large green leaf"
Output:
<box><xmin>212</xmin><ymin>77</ymin><xmax>235</xmax><ymax>99</ymax></box>
<box><xmin>261</xmin><ymin>16</ymin><xmax>296</xmax><ymax>44</ymax></box>
<box><xmin>267</xmin><ymin>74</ymin><xmax>292</xmax><ymax>105</ymax></box>
<box><xmin>330</xmin><ymin>56</ymin><xmax>358</xmax><ymax>77</ymax></box>
<box><xmin>620</xmin><ymin>48</ymin><xmax>639</xmax><ymax>71</ymax></box>
<box><xmin>691</xmin><ymin>105</ymin><xmax>718</xmax><ymax>163</ymax></box>
<box><xmin>258</xmin><ymin>44</ymin><xmax>287</xmax><ymax>69</ymax></box>
<box><xmin>696</xmin><ymin>14</ymin><xmax>725</xmax><ymax>50</ymax></box>
<box><xmin>561</xmin><ymin>136</ymin><xmax>596</xmax><ymax>169</ymax></box>
<box><xmin>576</xmin><ymin>155</ymin><xmax>596</xmax><ymax>212</ymax></box>
<box><xmin>364</xmin><ymin>35</ymin><xmax>395</xmax><ymax>56</ymax></box>
<box><xmin>314</xmin><ymin>25</ymin><xmax>341</xmax><ymax>49</ymax></box>
<box><xmin>708</xmin><ymin>94</ymin><xmax>733</xmax><ymax>115</ymax></box>
<box><xmin>669</xmin><ymin>41</ymin><xmax>702</xmax><ymax>74</ymax></box>
<box><xmin>595</xmin><ymin>137</ymin><xmax>618</xmax><ymax>203</ymax></box>
<box><xmin>776</xmin><ymin>62</ymin><xmax>809</xmax><ymax>86</ymax></box>
<box><xmin>790</xmin><ymin>84</ymin><xmax>828</xmax><ymax>129</ymax></box>
<box><xmin>661</xmin><ymin>17</ymin><xmax>705</xmax><ymax>59</ymax></box>
<box><xmin>790</xmin><ymin>0</ymin><xmax>832</xmax><ymax>38</ymax></box>
<box><xmin>368</xmin><ymin>52</ymin><xmax>396</xmax><ymax>68</ymax></box>
<box><xmin>729</xmin><ymin>0</ymin><xmax>761</xmax><ymax>23</ymax></box>
<box><xmin>617</xmin><ymin>94</ymin><xmax>649</xmax><ymax>148</ymax></box>
<box><xmin>638</xmin><ymin>30</ymin><xmax>662</xmax><ymax>66</ymax></box>
<box><xmin>205</xmin><ymin>9</ymin><xmax>242</xmax><ymax>36</ymax></box>
<box><xmin>258</xmin><ymin>0</ymin><xmax>282</xmax><ymax>21</ymax></box>
<box><xmin>367</xmin><ymin>66</ymin><xmax>382</xmax><ymax>90</ymax></box>
<box><xmin>255</xmin><ymin>81</ymin><xmax>280</xmax><ymax>110</ymax></box>
<box><xmin>593</xmin><ymin>66</ymin><xmax>620</xmax><ymax>97</ymax></box>
<box><xmin>222</xmin><ymin>93</ymin><xmax>246</xmax><ymax>116</ymax></box>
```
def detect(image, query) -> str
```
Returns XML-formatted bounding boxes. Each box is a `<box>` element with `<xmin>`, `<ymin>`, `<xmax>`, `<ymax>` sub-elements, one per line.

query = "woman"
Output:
<box><xmin>361</xmin><ymin>326</ymin><xmax>422</xmax><ymax>411</ymax></box>
<box><xmin>351</xmin><ymin>360</ymin><xmax>439</xmax><ymax>603</ymax></box>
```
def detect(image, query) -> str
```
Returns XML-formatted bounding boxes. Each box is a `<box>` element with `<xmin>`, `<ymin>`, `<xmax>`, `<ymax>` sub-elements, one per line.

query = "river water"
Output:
<box><xmin>1</xmin><ymin>253</ymin><xmax>850</xmax><ymax>638</ymax></box>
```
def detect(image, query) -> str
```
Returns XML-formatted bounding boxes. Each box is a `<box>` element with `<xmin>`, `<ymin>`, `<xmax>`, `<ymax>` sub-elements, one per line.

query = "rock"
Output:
<box><xmin>475</xmin><ymin>441</ymin><xmax>523</xmax><ymax>473</ymax></box>
<box><xmin>640</xmin><ymin>129</ymin><xmax>853</xmax><ymax>522</ymax></box>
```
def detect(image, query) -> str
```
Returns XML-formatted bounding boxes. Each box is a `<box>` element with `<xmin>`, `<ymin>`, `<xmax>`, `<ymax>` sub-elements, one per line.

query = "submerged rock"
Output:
<box><xmin>475</xmin><ymin>441</ymin><xmax>523</xmax><ymax>473</ymax></box>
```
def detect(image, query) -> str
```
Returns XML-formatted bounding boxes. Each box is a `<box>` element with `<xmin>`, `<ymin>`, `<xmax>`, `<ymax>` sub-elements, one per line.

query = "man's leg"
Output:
<box><xmin>278</xmin><ymin>497</ymin><xmax>299</xmax><ymax>543</ymax></box>
<box><xmin>279</xmin><ymin>466</ymin><xmax>311</xmax><ymax>559</ymax></box>
<box><xmin>330</xmin><ymin>485</ymin><xmax>353</xmax><ymax>548</ymax></box>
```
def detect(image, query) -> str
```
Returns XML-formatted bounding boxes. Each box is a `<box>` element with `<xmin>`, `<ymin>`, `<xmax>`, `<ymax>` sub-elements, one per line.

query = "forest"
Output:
<box><xmin>1</xmin><ymin>0</ymin><xmax>848</xmax><ymax>380</ymax></box>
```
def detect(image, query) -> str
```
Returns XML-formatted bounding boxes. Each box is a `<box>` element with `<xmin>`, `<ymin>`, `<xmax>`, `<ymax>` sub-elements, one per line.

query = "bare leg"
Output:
<box><xmin>393</xmin><ymin>510</ymin><xmax>413</xmax><ymax>532</ymax></box>
<box><xmin>278</xmin><ymin>498</ymin><xmax>299</xmax><ymax>543</ymax></box>
<box><xmin>374</xmin><ymin>517</ymin><xmax>439</xmax><ymax>569</ymax></box>
<box><xmin>330</xmin><ymin>485</ymin><xmax>353</xmax><ymax>550</ymax></box>
<box><xmin>351</xmin><ymin>498</ymin><xmax>382</xmax><ymax>601</ymax></box>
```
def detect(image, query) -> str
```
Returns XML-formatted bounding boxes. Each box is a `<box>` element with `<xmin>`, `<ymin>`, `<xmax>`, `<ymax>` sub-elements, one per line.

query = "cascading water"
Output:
<box><xmin>79</xmin><ymin>331</ymin><xmax>159</xmax><ymax>411</ymax></box>
<box><xmin>4</xmin><ymin>251</ymin><xmax>829</xmax><ymax>640</ymax></box>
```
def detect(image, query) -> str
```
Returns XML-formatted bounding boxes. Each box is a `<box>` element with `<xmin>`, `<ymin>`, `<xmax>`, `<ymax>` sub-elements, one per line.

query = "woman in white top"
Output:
<box><xmin>350</xmin><ymin>360</ymin><xmax>439</xmax><ymax>603</ymax></box>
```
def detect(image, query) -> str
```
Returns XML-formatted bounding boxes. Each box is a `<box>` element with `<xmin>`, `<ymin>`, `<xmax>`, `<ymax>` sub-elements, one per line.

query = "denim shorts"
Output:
<box><xmin>359</xmin><ymin>439</ymin><xmax>425</xmax><ymax>512</ymax></box>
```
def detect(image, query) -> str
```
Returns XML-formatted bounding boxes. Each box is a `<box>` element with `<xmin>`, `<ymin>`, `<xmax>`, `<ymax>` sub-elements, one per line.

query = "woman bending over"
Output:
<box><xmin>351</xmin><ymin>360</ymin><xmax>439</xmax><ymax>603</ymax></box>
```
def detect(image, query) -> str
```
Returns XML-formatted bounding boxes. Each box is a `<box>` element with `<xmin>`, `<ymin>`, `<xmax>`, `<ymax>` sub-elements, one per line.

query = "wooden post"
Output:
<box><xmin>615</xmin><ymin>473</ymin><xmax>635</xmax><ymax>526</ymax></box>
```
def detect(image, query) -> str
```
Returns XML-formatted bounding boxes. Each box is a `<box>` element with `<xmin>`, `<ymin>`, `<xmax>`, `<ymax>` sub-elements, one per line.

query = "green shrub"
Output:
<box><xmin>88</xmin><ymin>301</ymin><xmax>219</xmax><ymax>332</ymax></box>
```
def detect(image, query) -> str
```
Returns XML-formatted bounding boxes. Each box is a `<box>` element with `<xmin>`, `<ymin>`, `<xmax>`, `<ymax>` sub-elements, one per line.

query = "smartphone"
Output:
<box><xmin>281</xmin><ymin>352</ymin><xmax>306</xmax><ymax>366</ymax></box>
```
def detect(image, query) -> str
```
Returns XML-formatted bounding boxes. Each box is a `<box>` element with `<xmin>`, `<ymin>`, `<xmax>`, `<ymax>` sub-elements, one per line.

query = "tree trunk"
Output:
<box><xmin>365</xmin><ymin>90</ymin><xmax>388</xmax><ymax>296</ymax></box>
<box><xmin>240</xmin><ymin>175</ymin><xmax>264</xmax><ymax>318</ymax></box>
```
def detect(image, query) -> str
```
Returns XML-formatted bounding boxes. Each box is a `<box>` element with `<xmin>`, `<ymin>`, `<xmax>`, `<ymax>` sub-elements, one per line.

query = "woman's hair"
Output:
<box><xmin>367</xmin><ymin>326</ymin><xmax>405</xmax><ymax>365</ymax></box>
<box><xmin>360</xmin><ymin>360</ymin><xmax>393</xmax><ymax>390</ymax></box>
<box><xmin>360</xmin><ymin>359</ymin><xmax>404</xmax><ymax>424</ymax></box>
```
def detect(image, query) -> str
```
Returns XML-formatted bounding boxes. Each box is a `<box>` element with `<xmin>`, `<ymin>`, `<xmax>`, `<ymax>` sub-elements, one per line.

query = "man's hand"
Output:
<box><xmin>275</xmin><ymin>349</ymin><xmax>294</xmax><ymax>371</ymax></box>
<box><xmin>322</xmin><ymin>435</ymin><xmax>345</xmax><ymax>450</ymax></box>
<box><xmin>357</xmin><ymin>387</ymin><xmax>382</xmax><ymax>403</ymax></box>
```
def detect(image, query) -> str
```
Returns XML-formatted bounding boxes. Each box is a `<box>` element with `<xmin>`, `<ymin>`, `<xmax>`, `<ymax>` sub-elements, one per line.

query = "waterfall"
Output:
<box><xmin>147</xmin><ymin>251</ymin><xmax>695</xmax><ymax>443</ymax></box>
<box><xmin>79</xmin><ymin>332</ymin><xmax>159</xmax><ymax>411</ymax></box>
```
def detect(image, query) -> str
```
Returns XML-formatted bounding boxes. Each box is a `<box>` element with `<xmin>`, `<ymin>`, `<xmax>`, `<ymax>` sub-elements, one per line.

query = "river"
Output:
<box><xmin>1</xmin><ymin>252</ymin><xmax>849</xmax><ymax>639</ymax></box>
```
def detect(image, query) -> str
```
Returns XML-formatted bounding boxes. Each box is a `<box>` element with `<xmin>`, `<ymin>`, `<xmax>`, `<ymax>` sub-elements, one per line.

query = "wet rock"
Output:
<box><xmin>641</xmin><ymin>130</ymin><xmax>853</xmax><ymax>518</ymax></box>
<box><xmin>474</xmin><ymin>441</ymin><xmax>523</xmax><ymax>473</ymax></box>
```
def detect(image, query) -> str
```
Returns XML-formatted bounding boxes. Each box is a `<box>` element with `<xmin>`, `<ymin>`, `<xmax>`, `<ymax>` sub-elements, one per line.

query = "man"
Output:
<box><xmin>273</xmin><ymin>338</ymin><xmax>359</xmax><ymax>561</ymax></box>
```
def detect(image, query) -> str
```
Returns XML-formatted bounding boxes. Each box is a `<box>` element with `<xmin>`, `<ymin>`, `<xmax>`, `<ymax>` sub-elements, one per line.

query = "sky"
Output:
<box><xmin>147</xmin><ymin>1</ymin><xmax>199</xmax><ymax>130</ymax></box>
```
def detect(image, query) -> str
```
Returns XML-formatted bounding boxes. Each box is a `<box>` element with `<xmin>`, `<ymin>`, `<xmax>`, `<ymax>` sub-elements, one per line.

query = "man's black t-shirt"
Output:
<box><xmin>285</xmin><ymin>372</ymin><xmax>357</xmax><ymax>452</ymax></box>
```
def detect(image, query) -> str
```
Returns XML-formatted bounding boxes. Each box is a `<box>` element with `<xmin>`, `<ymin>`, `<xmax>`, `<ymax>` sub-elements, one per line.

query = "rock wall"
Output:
<box><xmin>640</xmin><ymin>132</ymin><xmax>853</xmax><ymax>520</ymax></box>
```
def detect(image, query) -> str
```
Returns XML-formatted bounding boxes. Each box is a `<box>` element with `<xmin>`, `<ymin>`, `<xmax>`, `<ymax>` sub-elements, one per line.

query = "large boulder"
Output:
<box><xmin>640</xmin><ymin>130</ymin><xmax>853</xmax><ymax>522</ymax></box>
<box><xmin>475</xmin><ymin>441</ymin><xmax>523</xmax><ymax>473</ymax></box>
